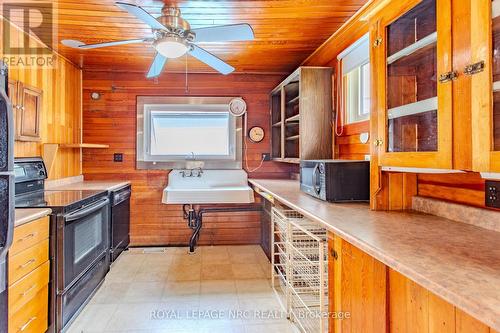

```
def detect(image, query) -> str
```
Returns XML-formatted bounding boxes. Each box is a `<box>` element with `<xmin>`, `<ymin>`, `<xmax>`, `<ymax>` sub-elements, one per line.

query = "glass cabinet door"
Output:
<box><xmin>386</xmin><ymin>0</ymin><xmax>437</xmax><ymax>152</ymax></box>
<box><xmin>471</xmin><ymin>0</ymin><xmax>500</xmax><ymax>172</ymax></box>
<box><xmin>375</xmin><ymin>0</ymin><xmax>452</xmax><ymax>168</ymax></box>
<box><xmin>493</xmin><ymin>0</ymin><xmax>500</xmax><ymax>151</ymax></box>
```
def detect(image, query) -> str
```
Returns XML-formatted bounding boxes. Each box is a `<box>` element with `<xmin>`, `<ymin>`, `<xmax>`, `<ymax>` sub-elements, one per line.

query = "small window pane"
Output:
<box><xmin>345</xmin><ymin>68</ymin><xmax>360</xmax><ymax>124</ymax></box>
<box><xmin>150</xmin><ymin>112</ymin><xmax>230</xmax><ymax>156</ymax></box>
<box><xmin>361</xmin><ymin>63</ymin><xmax>371</xmax><ymax>116</ymax></box>
<box><xmin>345</xmin><ymin>65</ymin><xmax>370</xmax><ymax>124</ymax></box>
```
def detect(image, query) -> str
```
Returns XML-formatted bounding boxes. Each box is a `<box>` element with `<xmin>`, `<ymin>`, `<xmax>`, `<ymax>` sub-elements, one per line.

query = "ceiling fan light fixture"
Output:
<box><xmin>154</xmin><ymin>36</ymin><xmax>188</xmax><ymax>59</ymax></box>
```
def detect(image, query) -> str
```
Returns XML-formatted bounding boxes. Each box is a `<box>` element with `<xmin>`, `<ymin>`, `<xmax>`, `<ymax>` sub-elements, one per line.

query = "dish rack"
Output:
<box><xmin>271</xmin><ymin>207</ymin><xmax>328</xmax><ymax>333</ymax></box>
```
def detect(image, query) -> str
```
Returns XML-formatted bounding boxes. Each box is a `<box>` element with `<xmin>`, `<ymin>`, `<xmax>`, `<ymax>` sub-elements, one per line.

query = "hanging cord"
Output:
<box><xmin>243</xmin><ymin>113</ymin><xmax>265</xmax><ymax>173</ymax></box>
<box><xmin>335</xmin><ymin>60</ymin><xmax>344</xmax><ymax>136</ymax></box>
<box><xmin>185</xmin><ymin>52</ymin><xmax>189</xmax><ymax>93</ymax></box>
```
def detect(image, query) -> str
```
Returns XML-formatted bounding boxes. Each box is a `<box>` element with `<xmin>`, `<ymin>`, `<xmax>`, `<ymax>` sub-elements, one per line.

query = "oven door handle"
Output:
<box><xmin>114</xmin><ymin>191</ymin><xmax>131</xmax><ymax>205</ymax></box>
<box><xmin>64</xmin><ymin>198</ymin><xmax>110</xmax><ymax>222</ymax></box>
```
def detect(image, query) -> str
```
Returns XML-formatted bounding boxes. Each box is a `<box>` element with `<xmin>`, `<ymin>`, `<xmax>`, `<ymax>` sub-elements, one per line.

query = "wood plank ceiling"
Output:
<box><xmin>9</xmin><ymin>0</ymin><xmax>368</xmax><ymax>74</ymax></box>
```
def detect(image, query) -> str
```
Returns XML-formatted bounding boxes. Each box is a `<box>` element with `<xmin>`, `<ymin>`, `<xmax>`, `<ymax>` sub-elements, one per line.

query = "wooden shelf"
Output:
<box><xmin>272</xmin><ymin>157</ymin><xmax>300</xmax><ymax>164</ymax></box>
<box><xmin>272</xmin><ymin>121</ymin><xmax>282</xmax><ymax>127</ymax></box>
<box><xmin>43</xmin><ymin>143</ymin><xmax>109</xmax><ymax>177</ymax></box>
<box><xmin>286</xmin><ymin>135</ymin><xmax>300</xmax><ymax>141</ymax></box>
<box><xmin>387</xmin><ymin>32</ymin><xmax>437</xmax><ymax>65</ymax></box>
<box><xmin>285</xmin><ymin>114</ymin><xmax>300</xmax><ymax>123</ymax></box>
<box><xmin>287</xmin><ymin>95</ymin><xmax>300</xmax><ymax>105</ymax></box>
<box><xmin>387</xmin><ymin>97</ymin><xmax>437</xmax><ymax>120</ymax></box>
<box><xmin>59</xmin><ymin>143</ymin><xmax>109</xmax><ymax>149</ymax></box>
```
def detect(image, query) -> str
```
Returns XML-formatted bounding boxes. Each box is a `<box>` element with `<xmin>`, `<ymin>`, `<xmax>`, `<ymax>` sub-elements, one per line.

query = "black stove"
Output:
<box><xmin>15</xmin><ymin>189</ymin><xmax>107</xmax><ymax>213</ymax></box>
<box><xmin>14</xmin><ymin>157</ymin><xmax>110</xmax><ymax>333</ymax></box>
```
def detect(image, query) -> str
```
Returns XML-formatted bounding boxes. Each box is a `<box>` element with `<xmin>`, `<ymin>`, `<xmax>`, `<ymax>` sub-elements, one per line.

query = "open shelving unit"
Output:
<box><xmin>270</xmin><ymin>67</ymin><xmax>333</xmax><ymax>163</ymax></box>
<box><xmin>42</xmin><ymin>143</ymin><xmax>109</xmax><ymax>177</ymax></box>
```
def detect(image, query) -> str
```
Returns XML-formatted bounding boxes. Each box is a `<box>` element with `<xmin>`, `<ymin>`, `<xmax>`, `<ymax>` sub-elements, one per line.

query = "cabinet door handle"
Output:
<box><xmin>19</xmin><ymin>316</ymin><xmax>37</xmax><ymax>331</ymax></box>
<box><xmin>17</xmin><ymin>232</ymin><xmax>37</xmax><ymax>242</ymax></box>
<box><xmin>18</xmin><ymin>259</ymin><xmax>35</xmax><ymax>269</ymax></box>
<box><xmin>439</xmin><ymin>71</ymin><xmax>458</xmax><ymax>83</ymax></box>
<box><xmin>21</xmin><ymin>284</ymin><xmax>37</xmax><ymax>296</ymax></box>
<box><xmin>464</xmin><ymin>61</ymin><xmax>485</xmax><ymax>76</ymax></box>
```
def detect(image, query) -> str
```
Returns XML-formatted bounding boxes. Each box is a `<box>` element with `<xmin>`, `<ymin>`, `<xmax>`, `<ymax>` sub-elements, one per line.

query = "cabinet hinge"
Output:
<box><xmin>438</xmin><ymin>71</ymin><xmax>458</xmax><ymax>83</ymax></box>
<box><xmin>373</xmin><ymin>38</ymin><xmax>383</xmax><ymax>47</ymax></box>
<box><xmin>374</xmin><ymin>139</ymin><xmax>383</xmax><ymax>147</ymax></box>
<box><xmin>464</xmin><ymin>61</ymin><xmax>485</xmax><ymax>76</ymax></box>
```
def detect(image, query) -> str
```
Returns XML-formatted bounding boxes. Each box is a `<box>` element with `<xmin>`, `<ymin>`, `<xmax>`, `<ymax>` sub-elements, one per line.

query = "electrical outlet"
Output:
<box><xmin>262</xmin><ymin>153</ymin><xmax>271</xmax><ymax>161</ymax></box>
<box><xmin>113</xmin><ymin>153</ymin><xmax>123</xmax><ymax>162</ymax></box>
<box><xmin>485</xmin><ymin>180</ymin><xmax>500</xmax><ymax>208</ymax></box>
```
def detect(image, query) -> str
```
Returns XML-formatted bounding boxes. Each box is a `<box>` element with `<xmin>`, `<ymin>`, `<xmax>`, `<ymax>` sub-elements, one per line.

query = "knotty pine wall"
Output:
<box><xmin>82</xmin><ymin>71</ymin><xmax>294</xmax><ymax>246</ymax></box>
<box><xmin>302</xmin><ymin>0</ymin><xmax>489</xmax><ymax>209</ymax></box>
<box><xmin>1</xmin><ymin>18</ymin><xmax>82</xmax><ymax>179</ymax></box>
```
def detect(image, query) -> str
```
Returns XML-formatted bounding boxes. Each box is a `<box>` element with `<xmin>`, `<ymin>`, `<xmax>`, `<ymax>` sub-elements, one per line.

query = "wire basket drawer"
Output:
<box><xmin>271</xmin><ymin>206</ymin><xmax>328</xmax><ymax>333</ymax></box>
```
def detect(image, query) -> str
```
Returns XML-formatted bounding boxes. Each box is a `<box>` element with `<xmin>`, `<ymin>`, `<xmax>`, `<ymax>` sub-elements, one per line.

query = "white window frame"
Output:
<box><xmin>338</xmin><ymin>33</ymin><xmax>371</xmax><ymax>125</ymax></box>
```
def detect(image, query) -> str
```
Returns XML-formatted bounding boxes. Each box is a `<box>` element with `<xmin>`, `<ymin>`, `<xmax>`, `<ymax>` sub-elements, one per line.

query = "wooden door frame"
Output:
<box><xmin>373</xmin><ymin>0</ymin><xmax>453</xmax><ymax>169</ymax></box>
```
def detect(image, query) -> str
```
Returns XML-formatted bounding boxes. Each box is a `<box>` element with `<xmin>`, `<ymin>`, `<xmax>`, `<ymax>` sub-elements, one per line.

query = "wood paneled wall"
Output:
<box><xmin>82</xmin><ymin>71</ymin><xmax>294</xmax><ymax>246</ymax></box>
<box><xmin>1</xmin><ymin>18</ymin><xmax>82</xmax><ymax>179</ymax></box>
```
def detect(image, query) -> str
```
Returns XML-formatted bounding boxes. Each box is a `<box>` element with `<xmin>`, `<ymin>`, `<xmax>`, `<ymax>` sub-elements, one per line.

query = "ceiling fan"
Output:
<box><xmin>61</xmin><ymin>2</ymin><xmax>255</xmax><ymax>78</ymax></box>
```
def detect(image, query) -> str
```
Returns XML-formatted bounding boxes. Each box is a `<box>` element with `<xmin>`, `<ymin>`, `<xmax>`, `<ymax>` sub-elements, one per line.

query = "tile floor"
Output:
<box><xmin>66</xmin><ymin>245</ymin><xmax>298</xmax><ymax>333</ymax></box>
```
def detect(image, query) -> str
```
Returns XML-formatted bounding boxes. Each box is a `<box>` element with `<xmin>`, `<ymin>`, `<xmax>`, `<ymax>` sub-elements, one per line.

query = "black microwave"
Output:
<box><xmin>300</xmin><ymin>160</ymin><xmax>370</xmax><ymax>202</ymax></box>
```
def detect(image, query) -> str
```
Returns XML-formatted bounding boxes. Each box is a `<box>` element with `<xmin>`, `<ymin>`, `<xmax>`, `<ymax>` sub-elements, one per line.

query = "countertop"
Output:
<box><xmin>249</xmin><ymin>178</ymin><xmax>500</xmax><ymax>330</ymax></box>
<box><xmin>48</xmin><ymin>180</ymin><xmax>131</xmax><ymax>192</ymax></box>
<box><xmin>15</xmin><ymin>208</ymin><xmax>52</xmax><ymax>227</ymax></box>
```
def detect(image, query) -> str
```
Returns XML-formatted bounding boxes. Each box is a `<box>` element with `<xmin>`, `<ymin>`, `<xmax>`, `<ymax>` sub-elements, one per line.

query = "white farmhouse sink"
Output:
<box><xmin>162</xmin><ymin>169</ymin><xmax>255</xmax><ymax>204</ymax></box>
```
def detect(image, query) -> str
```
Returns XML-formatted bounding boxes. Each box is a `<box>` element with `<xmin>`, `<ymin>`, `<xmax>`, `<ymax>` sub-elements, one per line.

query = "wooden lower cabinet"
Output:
<box><xmin>8</xmin><ymin>216</ymin><xmax>50</xmax><ymax>333</ymax></box>
<box><xmin>327</xmin><ymin>232</ymin><xmax>497</xmax><ymax>333</ymax></box>
<box><xmin>328</xmin><ymin>233</ymin><xmax>386</xmax><ymax>333</ymax></box>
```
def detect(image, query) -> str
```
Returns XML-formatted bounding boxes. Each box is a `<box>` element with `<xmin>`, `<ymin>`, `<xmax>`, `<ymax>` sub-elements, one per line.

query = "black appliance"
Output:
<box><xmin>0</xmin><ymin>61</ymin><xmax>14</xmax><ymax>333</ymax></box>
<box><xmin>110</xmin><ymin>185</ymin><xmax>131</xmax><ymax>262</ymax></box>
<box><xmin>300</xmin><ymin>160</ymin><xmax>370</xmax><ymax>202</ymax></box>
<box><xmin>14</xmin><ymin>157</ymin><xmax>110</xmax><ymax>332</ymax></box>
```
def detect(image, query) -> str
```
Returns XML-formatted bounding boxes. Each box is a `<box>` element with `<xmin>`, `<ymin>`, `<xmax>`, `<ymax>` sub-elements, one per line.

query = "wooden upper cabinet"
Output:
<box><xmin>372</xmin><ymin>0</ymin><xmax>453</xmax><ymax>168</ymax></box>
<box><xmin>470</xmin><ymin>0</ymin><xmax>500</xmax><ymax>172</ymax></box>
<box><xmin>15</xmin><ymin>82</ymin><xmax>42</xmax><ymax>142</ymax></box>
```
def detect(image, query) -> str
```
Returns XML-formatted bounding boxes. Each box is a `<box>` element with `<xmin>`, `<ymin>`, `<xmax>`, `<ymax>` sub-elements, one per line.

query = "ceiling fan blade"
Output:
<box><xmin>192</xmin><ymin>24</ymin><xmax>254</xmax><ymax>43</ymax></box>
<box><xmin>61</xmin><ymin>39</ymin><xmax>146</xmax><ymax>49</ymax></box>
<box><xmin>189</xmin><ymin>45</ymin><xmax>234</xmax><ymax>75</ymax></box>
<box><xmin>147</xmin><ymin>53</ymin><xmax>167</xmax><ymax>78</ymax></box>
<box><xmin>115</xmin><ymin>2</ymin><xmax>167</xmax><ymax>30</ymax></box>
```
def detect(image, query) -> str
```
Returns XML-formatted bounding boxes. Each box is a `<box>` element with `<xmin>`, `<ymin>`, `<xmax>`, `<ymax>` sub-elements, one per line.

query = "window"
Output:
<box><xmin>150</xmin><ymin>112</ymin><xmax>230</xmax><ymax>157</ymax></box>
<box><xmin>338</xmin><ymin>34</ymin><xmax>370</xmax><ymax>124</ymax></box>
<box><xmin>136</xmin><ymin>96</ymin><xmax>243</xmax><ymax>170</ymax></box>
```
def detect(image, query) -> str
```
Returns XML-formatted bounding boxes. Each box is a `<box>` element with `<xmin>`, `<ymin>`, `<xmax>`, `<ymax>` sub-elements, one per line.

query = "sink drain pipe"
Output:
<box><xmin>182</xmin><ymin>205</ymin><xmax>262</xmax><ymax>252</ymax></box>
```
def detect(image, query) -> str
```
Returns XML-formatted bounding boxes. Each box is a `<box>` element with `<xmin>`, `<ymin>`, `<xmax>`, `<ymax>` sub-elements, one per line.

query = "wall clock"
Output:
<box><xmin>248</xmin><ymin>126</ymin><xmax>265</xmax><ymax>143</ymax></box>
<box><xmin>228</xmin><ymin>97</ymin><xmax>247</xmax><ymax>116</ymax></box>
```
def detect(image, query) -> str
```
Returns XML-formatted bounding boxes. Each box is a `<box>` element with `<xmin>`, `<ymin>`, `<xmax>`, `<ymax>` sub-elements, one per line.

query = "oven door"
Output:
<box><xmin>61</xmin><ymin>197</ymin><xmax>109</xmax><ymax>290</ymax></box>
<box><xmin>300</xmin><ymin>162</ymin><xmax>322</xmax><ymax>198</ymax></box>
